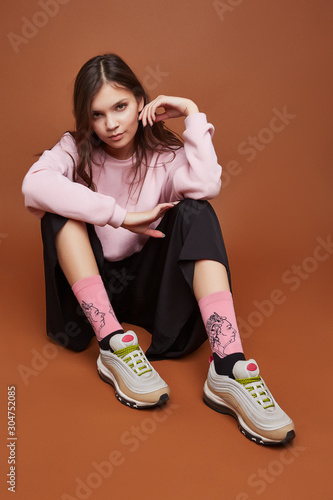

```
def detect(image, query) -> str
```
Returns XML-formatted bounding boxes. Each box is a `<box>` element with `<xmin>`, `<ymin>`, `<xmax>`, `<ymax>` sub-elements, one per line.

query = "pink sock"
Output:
<box><xmin>199</xmin><ymin>290</ymin><xmax>244</xmax><ymax>359</ymax></box>
<box><xmin>72</xmin><ymin>275</ymin><xmax>122</xmax><ymax>341</ymax></box>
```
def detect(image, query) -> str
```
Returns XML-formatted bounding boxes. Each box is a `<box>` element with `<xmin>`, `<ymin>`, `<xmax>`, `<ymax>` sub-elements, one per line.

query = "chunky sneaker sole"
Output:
<box><xmin>203</xmin><ymin>359</ymin><xmax>295</xmax><ymax>446</ymax></box>
<box><xmin>97</xmin><ymin>331</ymin><xmax>170</xmax><ymax>409</ymax></box>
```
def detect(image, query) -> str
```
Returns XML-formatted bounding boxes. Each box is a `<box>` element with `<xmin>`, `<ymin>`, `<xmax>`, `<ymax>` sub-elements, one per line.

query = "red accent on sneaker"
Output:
<box><xmin>123</xmin><ymin>334</ymin><xmax>134</xmax><ymax>342</ymax></box>
<box><xmin>247</xmin><ymin>363</ymin><xmax>258</xmax><ymax>372</ymax></box>
<box><xmin>209</xmin><ymin>356</ymin><xmax>214</xmax><ymax>364</ymax></box>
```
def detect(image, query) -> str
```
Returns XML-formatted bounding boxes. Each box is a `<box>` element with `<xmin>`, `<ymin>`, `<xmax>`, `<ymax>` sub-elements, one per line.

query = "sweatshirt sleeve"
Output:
<box><xmin>22</xmin><ymin>133</ymin><xmax>127</xmax><ymax>228</ymax></box>
<box><xmin>161</xmin><ymin>113</ymin><xmax>222</xmax><ymax>202</ymax></box>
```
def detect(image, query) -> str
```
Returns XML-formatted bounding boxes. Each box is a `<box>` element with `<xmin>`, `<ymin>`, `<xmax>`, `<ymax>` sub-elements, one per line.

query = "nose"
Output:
<box><xmin>105</xmin><ymin>114</ymin><xmax>118</xmax><ymax>131</ymax></box>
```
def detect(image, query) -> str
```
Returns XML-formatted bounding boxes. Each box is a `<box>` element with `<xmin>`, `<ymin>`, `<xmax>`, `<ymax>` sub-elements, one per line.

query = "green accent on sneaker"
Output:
<box><xmin>236</xmin><ymin>376</ymin><xmax>261</xmax><ymax>385</ymax></box>
<box><xmin>236</xmin><ymin>376</ymin><xmax>275</xmax><ymax>409</ymax></box>
<box><xmin>113</xmin><ymin>344</ymin><xmax>152</xmax><ymax>376</ymax></box>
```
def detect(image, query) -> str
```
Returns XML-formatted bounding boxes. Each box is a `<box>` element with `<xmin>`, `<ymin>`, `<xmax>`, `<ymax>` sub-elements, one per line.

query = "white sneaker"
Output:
<box><xmin>203</xmin><ymin>359</ymin><xmax>295</xmax><ymax>445</ymax></box>
<box><xmin>97</xmin><ymin>331</ymin><xmax>170</xmax><ymax>409</ymax></box>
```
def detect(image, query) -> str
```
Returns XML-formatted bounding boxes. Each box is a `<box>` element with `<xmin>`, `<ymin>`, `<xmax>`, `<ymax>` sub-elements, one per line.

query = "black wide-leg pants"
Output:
<box><xmin>40</xmin><ymin>199</ymin><xmax>231</xmax><ymax>360</ymax></box>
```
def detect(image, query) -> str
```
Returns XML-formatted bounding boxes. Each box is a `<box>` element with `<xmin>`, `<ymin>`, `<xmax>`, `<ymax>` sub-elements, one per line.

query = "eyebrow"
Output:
<box><xmin>91</xmin><ymin>98</ymin><xmax>128</xmax><ymax>114</ymax></box>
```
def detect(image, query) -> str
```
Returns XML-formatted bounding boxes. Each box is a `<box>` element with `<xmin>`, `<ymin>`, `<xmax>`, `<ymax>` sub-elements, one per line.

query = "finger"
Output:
<box><xmin>147</xmin><ymin>105</ymin><xmax>158</xmax><ymax>127</ymax></box>
<box><xmin>144</xmin><ymin>228</ymin><xmax>166</xmax><ymax>239</ymax></box>
<box><xmin>156</xmin><ymin>203</ymin><xmax>175</xmax><ymax>216</ymax></box>
<box><xmin>145</xmin><ymin>98</ymin><xmax>166</xmax><ymax>126</ymax></box>
<box><xmin>154</xmin><ymin>112</ymin><xmax>168</xmax><ymax>123</ymax></box>
<box><xmin>139</xmin><ymin>104</ymin><xmax>152</xmax><ymax>127</ymax></box>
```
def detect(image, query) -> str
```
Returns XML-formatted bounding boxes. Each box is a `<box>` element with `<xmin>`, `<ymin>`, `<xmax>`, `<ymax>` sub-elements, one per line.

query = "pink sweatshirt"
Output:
<box><xmin>22</xmin><ymin>113</ymin><xmax>222</xmax><ymax>261</ymax></box>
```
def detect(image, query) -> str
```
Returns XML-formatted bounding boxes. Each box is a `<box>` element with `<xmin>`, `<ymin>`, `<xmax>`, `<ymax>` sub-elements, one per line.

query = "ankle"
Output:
<box><xmin>213</xmin><ymin>352</ymin><xmax>246</xmax><ymax>378</ymax></box>
<box><xmin>98</xmin><ymin>330</ymin><xmax>124</xmax><ymax>351</ymax></box>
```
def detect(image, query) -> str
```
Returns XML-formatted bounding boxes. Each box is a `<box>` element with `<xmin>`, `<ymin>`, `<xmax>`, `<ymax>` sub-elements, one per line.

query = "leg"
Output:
<box><xmin>54</xmin><ymin>218</ymin><xmax>123</xmax><ymax>343</ymax></box>
<box><xmin>190</xmin><ymin>229</ymin><xmax>295</xmax><ymax>446</ymax></box>
<box><xmin>55</xmin><ymin>219</ymin><xmax>99</xmax><ymax>286</ymax></box>
<box><xmin>120</xmin><ymin>199</ymin><xmax>295</xmax><ymax>443</ymax></box>
<box><xmin>194</xmin><ymin>259</ymin><xmax>245</xmax><ymax>376</ymax></box>
<box><xmin>41</xmin><ymin>213</ymin><xmax>105</xmax><ymax>351</ymax></box>
<box><xmin>193</xmin><ymin>259</ymin><xmax>230</xmax><ymax>301</ymax></box>
<box><xmin>55</xmin><ymin>219</ymin><xmax>169</xmax><ymax>409</ymax></box>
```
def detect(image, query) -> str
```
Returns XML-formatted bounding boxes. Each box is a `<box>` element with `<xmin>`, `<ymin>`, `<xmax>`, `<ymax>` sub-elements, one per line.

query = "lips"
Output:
<box><xmin>109</xmin><ymin>133</ymin><xmax>124</xmax><ymax>141</ymax></box>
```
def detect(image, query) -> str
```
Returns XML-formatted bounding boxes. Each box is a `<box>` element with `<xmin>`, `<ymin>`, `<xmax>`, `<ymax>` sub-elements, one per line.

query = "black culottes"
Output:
<box><xmin>41</xmin><ymin>199</ymin><xmax>231</xmax><ymax>360</ymax></box>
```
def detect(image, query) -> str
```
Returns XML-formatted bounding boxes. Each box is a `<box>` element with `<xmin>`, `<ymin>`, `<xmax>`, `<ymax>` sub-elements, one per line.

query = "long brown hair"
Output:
<box><xmin>71</xmin><ymin>54</ymin><xmax>183</xmax><ymax>195</ymax></box>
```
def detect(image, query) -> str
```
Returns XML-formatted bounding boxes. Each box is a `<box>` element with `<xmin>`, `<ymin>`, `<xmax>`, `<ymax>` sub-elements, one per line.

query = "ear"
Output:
<box><xmin>137</xmin><ymin>97</ymin><xmax>144</xmax><ymax>113</ymax></box>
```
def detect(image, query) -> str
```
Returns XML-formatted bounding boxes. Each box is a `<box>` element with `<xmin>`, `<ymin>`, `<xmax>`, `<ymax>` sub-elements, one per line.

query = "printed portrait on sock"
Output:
<box><xmin>81</xmin><ymin>300</ymin><xmax>106</xmax><ymax>334</ymax></box>
<box><xmin>206</xmin><ymin>312</ymin><xmax>236</xmax><ymax>358</ymax></box>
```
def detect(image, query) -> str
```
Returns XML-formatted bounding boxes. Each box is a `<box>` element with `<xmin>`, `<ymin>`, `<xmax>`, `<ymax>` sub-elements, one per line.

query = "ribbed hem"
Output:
<box><xmin>198</xmin><ymin>290</ymin><xmax>232</xmax><ymax>309</ymax></box>
<box><xmin>72</xmin><ymin>274</ymin><xmax>102</xmax><ymax>294</ymax></box>
<box><xmin>184</xmin><ymin>112</ymin><xmax>207</xmax><ymax>128</ymax></box>
<box><xmin>108</xmin><ymin>204</ymin><xmax>127</xmax><ymax>228</ymax></box>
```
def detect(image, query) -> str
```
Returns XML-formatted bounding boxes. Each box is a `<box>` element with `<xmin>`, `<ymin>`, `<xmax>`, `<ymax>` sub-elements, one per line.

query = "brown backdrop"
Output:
<box><xmin>1</xmin><ymin>0</ymin><xmax>332</xmax><ymax>499</ymax></box>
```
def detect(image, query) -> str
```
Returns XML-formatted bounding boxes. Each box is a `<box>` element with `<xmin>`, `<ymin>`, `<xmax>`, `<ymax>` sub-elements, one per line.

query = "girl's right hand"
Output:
<box><xmin>120</xmin><ymin>202</ymin><xmax>179</xmax><ymax>238</ymax></box>
<box><xmin>139</xmin><ymin>95</ymin><xmax>199</xmax><ymax>127</ymax></box>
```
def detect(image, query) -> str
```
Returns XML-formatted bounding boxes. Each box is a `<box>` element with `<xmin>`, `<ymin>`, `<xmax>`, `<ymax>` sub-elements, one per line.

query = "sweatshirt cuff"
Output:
<box><xmin>184</xmin><ymin>112</ymin><xmax>207</xmax><ymax>128</ymax></box>
<box><xmin>108</xmin><ymin>204</ymin><xmax>127</xmax><ymax>228</ymax></box>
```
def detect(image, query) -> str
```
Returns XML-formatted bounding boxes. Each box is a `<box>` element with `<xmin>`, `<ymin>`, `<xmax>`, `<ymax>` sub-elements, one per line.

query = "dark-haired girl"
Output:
<box><xmin>22</xmin><ymin>54</ymin><xmax>294</xmax><ymax>445</ymax></box>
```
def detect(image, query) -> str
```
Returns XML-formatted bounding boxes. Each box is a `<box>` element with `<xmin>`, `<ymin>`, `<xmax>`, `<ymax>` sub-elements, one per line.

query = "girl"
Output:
<box><xmin>22</xmin><ymin>54</ymin><xmax>295</xmax><ymax>446</ymax></box>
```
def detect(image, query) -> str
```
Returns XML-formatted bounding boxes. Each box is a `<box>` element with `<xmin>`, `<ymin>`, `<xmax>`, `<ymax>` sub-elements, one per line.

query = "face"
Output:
<box><xmin>211</xmin><ymin>319</ymin><xmax>236</xmax><ymax>345</ymax></box>
<box><xmin>82</xmin><ymin>302</ymin><xmax>106</xmax><ymax>333</ymax></box>
<box><xmin>91</xmin><ymin>83</ymin><xmax>143</xmax><ymax>160</ymax></box>
<box><xmin>220</xmin><ymin>319</ymin><xmax>236</xmax><ymax>343</ymax></box>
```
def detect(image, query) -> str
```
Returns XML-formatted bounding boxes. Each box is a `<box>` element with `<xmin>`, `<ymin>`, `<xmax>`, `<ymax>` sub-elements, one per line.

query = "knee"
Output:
<box><xmin>174</xmin><ymin>199</ymin><xmax>214</xmax><ymax>220</ymax></box>
<box><xmin>60</xmin><ymin>218</ymin><xmax>86</xmax><ymax>232</ymax></box>
<box><xmin>176</xmin><ymin>198</ymin><xmax>211</xmax><ymax>210</ymax></box>
<box><xmin>55</xmin><ymin>218</ymin><xmax>89</xmax><ymax>250</ymax></box>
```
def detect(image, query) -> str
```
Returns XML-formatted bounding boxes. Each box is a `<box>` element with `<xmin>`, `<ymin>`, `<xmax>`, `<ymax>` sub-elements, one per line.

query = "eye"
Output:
<box><xmin>116</xmin><ymin>103</ymin><xmax>127</xmax><ymax>111</ymax></box>
<box><xmin>92</xmin><ymin>112</ymin><xmax>102</xmax><ymax>119</ymax></box>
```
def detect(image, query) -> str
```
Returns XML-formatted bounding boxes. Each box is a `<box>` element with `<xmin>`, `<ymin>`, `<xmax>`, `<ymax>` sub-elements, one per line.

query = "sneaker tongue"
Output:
<box><xmin>109</xmin><ymin>331</ymin><xmax>138</xmax><ymax>351</ymax></box>
<box><xmin>232</xmin><ymin>359</ymin><xmax>260</xmax><ymax>379</ymax></box>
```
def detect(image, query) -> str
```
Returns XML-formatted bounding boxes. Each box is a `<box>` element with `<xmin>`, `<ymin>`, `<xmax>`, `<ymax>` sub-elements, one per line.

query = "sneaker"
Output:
<box><xmin>97</xmin><ymin>331</ymin><xmax>170</xmax><ymax>409</ymax></box>
<box><xmin>203</xmin><ymin>358</ymin><xmax>295</xmax><ymax>445</ymax></box>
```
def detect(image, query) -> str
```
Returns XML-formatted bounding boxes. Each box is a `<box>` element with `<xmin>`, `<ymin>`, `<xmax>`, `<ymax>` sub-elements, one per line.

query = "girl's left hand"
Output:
<box><xmin>121</xmin><ymin>202</ymin><xmax>179</xmax><ymax>238</ymax></box>
<box><xmin>139</xmin><ymin>95</ymin><xmax>199</xmax><ymax>127</ymax></box>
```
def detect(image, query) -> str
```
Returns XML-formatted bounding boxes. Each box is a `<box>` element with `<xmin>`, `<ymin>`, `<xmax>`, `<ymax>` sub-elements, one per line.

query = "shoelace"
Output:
<box><xmin>114</xmin><ymin>344</ymin><xmax>152</xmax><ymax>376</ymax></box>
<box><xmin>236</xmin><ymin>376</ymin><xmax>275</xmax><ymax>409</ymax></box>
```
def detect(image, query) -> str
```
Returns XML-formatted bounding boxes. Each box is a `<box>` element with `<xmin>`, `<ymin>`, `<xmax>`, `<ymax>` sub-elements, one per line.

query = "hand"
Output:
<box><xmin>121</xmin><ymin>202</ymin><xmax>179</xmax><ymax>238</ymax></box>
<box><xmin>139</xmin><ymin>95</ymin><xmax>199</xmax><ymax>127</ymax></box>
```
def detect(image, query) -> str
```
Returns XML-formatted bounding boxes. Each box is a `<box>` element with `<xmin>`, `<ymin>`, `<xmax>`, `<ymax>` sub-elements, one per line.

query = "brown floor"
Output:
<box><xmin>2</xmin><ymin>226</ymin><xmax>333</xmax><ymax>499</ymax></box>
<box><xmin>2</xmin><ymin>0</ymin><xmax>333</xmax><ymax>498</ymax></box>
